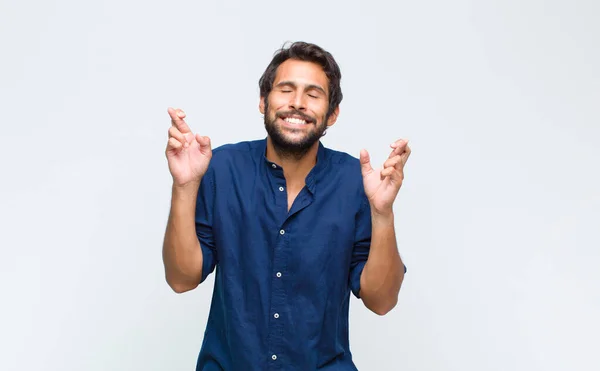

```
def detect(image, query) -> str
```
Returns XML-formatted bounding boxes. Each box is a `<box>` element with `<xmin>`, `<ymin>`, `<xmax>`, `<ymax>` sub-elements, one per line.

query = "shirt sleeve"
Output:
<box><xmin>349</xmin><ymin>195</ymin><xmax>371</xmax><ymax>299</ymax></box>
<box><xmin>349</xmin><ymin>193</ymin><xmax>407</xmax><ymax>299</ymax></box>
<box><xmin>195</xmin><ymin>165</ymin><xmax>218</xmax><ymax>283</ymax></box>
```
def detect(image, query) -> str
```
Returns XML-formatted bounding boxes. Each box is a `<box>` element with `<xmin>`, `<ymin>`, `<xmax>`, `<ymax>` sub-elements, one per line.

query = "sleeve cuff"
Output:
<box><xmin>199</xmin><ymin>242</ymin><xmax>216</xmax><ymax>283</ymax></box>
<box><xmin>350</xmin><ymin>261</ymin><xmax>367</xmax><ymax>299</ymax></box>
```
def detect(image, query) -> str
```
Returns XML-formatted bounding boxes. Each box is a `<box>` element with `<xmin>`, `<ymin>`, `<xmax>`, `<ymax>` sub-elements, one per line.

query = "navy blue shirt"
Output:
<box><xmin>194</xmin><ymin>138</ymin><xmax>378</xmax><ymax>370</ymax></box>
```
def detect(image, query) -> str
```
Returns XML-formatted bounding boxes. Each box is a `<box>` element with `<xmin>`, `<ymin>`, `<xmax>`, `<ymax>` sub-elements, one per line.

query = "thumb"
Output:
<box><xmin>195</xmin><ymin>134</ymin><xmax>212</xmax><ymax>156</ymax></box>
<box><xmin>360</xmin><ymin>149</ymin><xmax>373</xmax><ymax>176</ymax></box>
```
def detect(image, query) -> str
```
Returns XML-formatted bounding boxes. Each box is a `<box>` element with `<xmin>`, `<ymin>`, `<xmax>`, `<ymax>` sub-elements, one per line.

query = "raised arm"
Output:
<box><xmin>358</xmin><ymin>139</ymin><xmax>411</xmax><ymax>314</ymax></box>
<box><xmin>162</xmin><ymin>107</ymin><xmax>213</xmax><ymax>293</ymax></box>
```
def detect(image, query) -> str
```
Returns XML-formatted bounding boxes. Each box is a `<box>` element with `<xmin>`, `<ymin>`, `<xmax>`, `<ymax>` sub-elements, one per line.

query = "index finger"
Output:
<box><xmin>167</xmin><ymin>107</ymin><xmax>192</xmax><ymax>134</ymax></box>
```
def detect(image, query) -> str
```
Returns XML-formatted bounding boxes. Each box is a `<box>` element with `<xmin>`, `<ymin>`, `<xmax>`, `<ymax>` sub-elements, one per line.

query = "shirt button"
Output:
<box><xmin>272</xmin><ymin>354</ymin><xmax>277</xmax><ymax>360</ymax></box>
<box><xmin>279</xmin><ymin>186</ymin><xmax>284</xmax><ymax>192</ymax></box>
<box><xmin>274</xmin><ymin>313</ymin><xmax>279</xmax><ymax>318</ymax></box>
<box><xmin>279</xmin><ymin>229</ymin><xmax>285</xmax><ymax>235</ymax></box>
<box><xmin>276</xmin><ymin>272</ymin><xmax>282</xmax><ymax>278</ymax></box>
<box><xmin>271</xmin><ymin>164</ymin><xmax>277</xmax><ymax>168</ymax></box>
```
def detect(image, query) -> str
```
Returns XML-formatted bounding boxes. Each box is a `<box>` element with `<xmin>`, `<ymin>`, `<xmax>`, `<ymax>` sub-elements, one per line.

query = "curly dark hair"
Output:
<box><xmin>258</xmin><ymin>41</ymin><xmax>343</xmax><ymax>118</ymax></box>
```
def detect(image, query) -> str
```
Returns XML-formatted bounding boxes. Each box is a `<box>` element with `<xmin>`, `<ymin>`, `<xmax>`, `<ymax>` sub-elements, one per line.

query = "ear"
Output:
<box><xmin>326</xmin><ymin>106</ymin><xmax>340</xmax><ymax>128</ymax></box>
<box><xmin>259</xmin><ymin>96</ymin><xmax>266</xmax><ymax>114</ymax></box>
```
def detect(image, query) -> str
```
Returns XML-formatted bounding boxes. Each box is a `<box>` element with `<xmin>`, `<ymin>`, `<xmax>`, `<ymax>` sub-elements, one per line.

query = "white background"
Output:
<box><xmin>1</xmin><ymin>0</ymin><xmax>598</xmax><ymax>370</ymax></box>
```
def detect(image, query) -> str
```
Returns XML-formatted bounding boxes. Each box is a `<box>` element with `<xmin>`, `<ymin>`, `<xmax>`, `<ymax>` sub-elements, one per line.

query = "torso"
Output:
<box><xmin>195</xmin><ymin>139</ymin><xmax>368</xmax><ymax>370</ymax></box>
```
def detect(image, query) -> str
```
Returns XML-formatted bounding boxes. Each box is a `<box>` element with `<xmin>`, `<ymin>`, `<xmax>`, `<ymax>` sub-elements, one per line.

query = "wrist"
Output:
<box><xmin>172</xmin><ymin>177</ymin><xmax>201</xmax><ymax>190</ymax></box>
<box><xmin>172</xmin><ymin>180</ymin><xmax>201</xmax><ymax>201</ymax></box>
<box><xmin>371</xmin><ymin>208</ymin><xmax>394</xmax><ymax>226</ymax></box>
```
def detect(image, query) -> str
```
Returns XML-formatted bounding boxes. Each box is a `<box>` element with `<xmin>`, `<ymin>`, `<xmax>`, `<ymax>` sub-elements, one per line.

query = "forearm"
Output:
<box><xmin>359</xmin><ymin>212</ymin><xmax>404</xmax><ymax>315</ymax></box>
<box><xmin>162</xmin><ymin>182</ymin><xmax>204</xmax><ymax>293</ymax></box>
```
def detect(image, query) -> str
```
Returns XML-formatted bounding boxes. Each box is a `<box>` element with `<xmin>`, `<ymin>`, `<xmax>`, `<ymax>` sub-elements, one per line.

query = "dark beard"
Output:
<box><xmin>263</xmin><ymin>101</ymin><xmax>328</xmax><ymax>160</ymax></box>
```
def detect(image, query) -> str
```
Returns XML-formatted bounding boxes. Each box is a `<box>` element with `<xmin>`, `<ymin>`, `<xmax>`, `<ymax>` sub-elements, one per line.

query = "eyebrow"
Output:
<box><xmin>274</xmin><ymin>81</ymin><xmax>327</xmax><ymax>95</ymax></box>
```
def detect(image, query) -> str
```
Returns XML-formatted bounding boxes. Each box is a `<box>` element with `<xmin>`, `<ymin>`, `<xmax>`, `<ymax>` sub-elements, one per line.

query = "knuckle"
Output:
<box><xmin>170</xmin><ymin>127</ymin><xmax>183</xmax><ymax>138</ymax></box>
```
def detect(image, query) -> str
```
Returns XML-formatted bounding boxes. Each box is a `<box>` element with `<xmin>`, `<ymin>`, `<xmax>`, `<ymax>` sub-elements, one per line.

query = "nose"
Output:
<box><xmin>288</xmin><ymin>92</ymin><xmax>307</xmax><ymax>111</ymax></box>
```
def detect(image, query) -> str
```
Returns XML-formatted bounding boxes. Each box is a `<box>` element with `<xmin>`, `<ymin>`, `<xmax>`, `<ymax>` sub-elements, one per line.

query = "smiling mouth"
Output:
<box><xmin>279</xmin><ymin>115</ymin><xmax>313</xmax><ymax>125</ymax></box>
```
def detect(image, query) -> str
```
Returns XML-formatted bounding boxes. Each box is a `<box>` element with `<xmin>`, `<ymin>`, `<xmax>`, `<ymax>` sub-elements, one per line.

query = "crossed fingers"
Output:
<box><xmin>167</xmin><ymin>107</ymin><xmax>193</xmax><ymax>149</ymax></box>
<box><xmin>381</xmin><ymin>139</ymin><xmax>411</xmax><ymax>181</ymax></box>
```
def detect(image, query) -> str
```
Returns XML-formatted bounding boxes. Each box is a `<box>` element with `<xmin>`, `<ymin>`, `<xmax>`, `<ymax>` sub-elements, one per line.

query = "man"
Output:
<box><xmin>162</xmin><ymin>41</ymin><xmax>410</xmax><ymax>370</ymax></box>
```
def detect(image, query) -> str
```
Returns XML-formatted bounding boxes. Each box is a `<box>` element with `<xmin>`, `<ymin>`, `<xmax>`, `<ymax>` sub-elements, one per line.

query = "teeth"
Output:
<box><xmin>284</xmin><ymin>117</ymin><xmax>307</xmax><ymax>125</ymax></box>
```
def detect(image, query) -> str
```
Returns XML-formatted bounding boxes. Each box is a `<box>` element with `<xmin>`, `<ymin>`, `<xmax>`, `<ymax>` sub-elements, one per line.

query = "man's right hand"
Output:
<box><xmin>166</xmin><ymin>107</ymin><xmax>212</xmax><ymax>188</ymax></box>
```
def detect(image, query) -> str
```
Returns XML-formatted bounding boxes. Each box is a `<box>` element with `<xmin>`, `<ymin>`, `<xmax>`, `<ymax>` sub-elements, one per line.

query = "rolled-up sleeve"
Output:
<box><xmin>349</xmin><ymin>196</ymin><xmax>371</xmax><ymax>298</ymax></box>
<box><xmin>349</xmin><ymin>193</ymin><xmax>408</xmax><ymax>299</ymax></box>
<box><xmin>195</xmin><ymin>165</ymin><xmax>218</xmax><ymax>283</ymax></box>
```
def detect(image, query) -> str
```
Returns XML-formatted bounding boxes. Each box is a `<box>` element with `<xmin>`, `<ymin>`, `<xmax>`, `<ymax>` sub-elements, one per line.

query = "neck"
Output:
<box><xmin>266</xmin><ymin>137</ymin><xmax>319</xmax><ymax>185</ymax></box>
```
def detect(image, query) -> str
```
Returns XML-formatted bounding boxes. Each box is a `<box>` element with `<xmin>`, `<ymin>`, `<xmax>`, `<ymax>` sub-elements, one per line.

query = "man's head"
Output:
<box><xmin>259</xmin><ymin>42</ymin><xmax>343</xmax><ymax>158</ymax></box>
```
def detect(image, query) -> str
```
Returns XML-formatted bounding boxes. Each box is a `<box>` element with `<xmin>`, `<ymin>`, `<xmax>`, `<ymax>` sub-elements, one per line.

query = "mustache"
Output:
<box><xmin>276</xmin><ymin>110</ymin><xmax>316</xmax><ymax>124</ymax></box>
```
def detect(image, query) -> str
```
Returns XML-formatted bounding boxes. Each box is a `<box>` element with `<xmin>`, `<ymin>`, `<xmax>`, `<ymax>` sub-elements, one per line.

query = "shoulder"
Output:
<box><xmin>208</xmin><ymin>138</ymin><xmax>265</xmax><ymax>168</ymax></box>
<box><xmin>321</xmin><ymin>144</ymin><xmax>366</xmax><ymax>195</ymax></box>
<box><xmin>211</xmin><ymin>138</ymin><xmax>263</xmax><ymax>157</ymax></box>
<box><xmin>324</xmin><ymin>145</ymin><xmax>363</xmax><ymax>178</ymax></box>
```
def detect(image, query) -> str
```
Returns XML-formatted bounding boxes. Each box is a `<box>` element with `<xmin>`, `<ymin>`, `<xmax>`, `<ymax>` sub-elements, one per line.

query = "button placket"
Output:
<box><xmin>267</xmin><ymin>222</ymin><xmax>287</xmax><ymax>365</ymax></box>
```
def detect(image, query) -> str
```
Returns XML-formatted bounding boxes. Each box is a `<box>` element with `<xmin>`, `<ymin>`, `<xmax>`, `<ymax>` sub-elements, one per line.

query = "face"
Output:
<box><xmin>260</xmin><ymin>59</ymin><xmax>339</xmax><ymax>156</ymax></box>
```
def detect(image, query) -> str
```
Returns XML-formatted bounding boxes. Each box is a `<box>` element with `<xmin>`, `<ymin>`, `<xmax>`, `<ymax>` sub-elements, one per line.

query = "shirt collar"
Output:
<box><xmin>261</xmin><ymin>138</ymin><xmax>329</xmax><ymax>194</ymax></box>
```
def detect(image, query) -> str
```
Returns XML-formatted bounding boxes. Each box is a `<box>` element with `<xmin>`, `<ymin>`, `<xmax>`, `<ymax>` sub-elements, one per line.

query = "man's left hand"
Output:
<box><xmin>360</xmin><ymin>139</ymin><xmax>411</xmax><ymax>216</ymax></box>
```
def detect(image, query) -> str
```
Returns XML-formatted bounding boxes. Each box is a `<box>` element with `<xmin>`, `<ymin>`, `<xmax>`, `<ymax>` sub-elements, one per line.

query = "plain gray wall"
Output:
<box><xmin>1</xmin><ymin>0</ymin><xmax>598</xmax><ymax>370</ymax></box>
